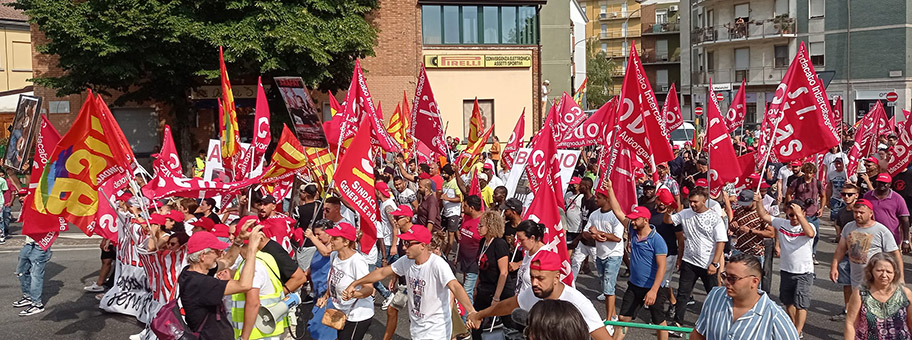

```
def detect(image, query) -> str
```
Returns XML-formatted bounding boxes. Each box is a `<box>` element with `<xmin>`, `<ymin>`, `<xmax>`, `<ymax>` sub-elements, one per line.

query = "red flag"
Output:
<box><xmin>501</xmin><ymin>110</ymin><xmax>526</xmax><ymax>171</ymax></box>
<box><xmin>733</xmin><ymin>152</ymin><xmax>758</xmax><ymax>189</ymax></box>
<box><xmin>457</xmin><ymin>124</ymin><xmax>495</xmax><ymax>174</ymax></box>
<box><xmin>411</xmin><ymin>66</ymin><xmax>447</xmax><ymax>157</ymax></box>
<box><xmin>847</xmin><ymin>103</ymin><xmax>888</xmax><ymax>173</ymax></box>
<box><xmin>261</xmin><ymin>126</ymin><xmax>310</xmax><ymax>183</ymax></box>
<box><xmin>252</xmin><ymin>76</ymin><xmax>271</xmax><ymax>167</ymax></box>
<box><xmin>612</xmin><ymin>42</ymin><xmax>674</xmax><ymax>165</ymax></box>
<box><xmin>888</xmin><ymin>117</ymin><xmax>912</xmax><ymax>175</ymax></box>
<box><xmin>218</xmin><ymin>47</ymin><xmax>241</xmax><ymax>167</ymax></box>
<box><xmin>560</xmin><ymin>97</ymin><xmax>617</xmax><ymax>148</ymax></box>
<box><xmin>706</xmin><ymin>82</ymin><xmax>743</xmax><ymax>188</ymax></box>
<box><xmin>142</xmin><ymin>175</ymin><xmax>261</xmax><ymax>200</ymax></box>
<box><xmin>21</xmin><ymin>115</ymin><xmax>67</xmax><ymax>250</ymax></box>
<box><xmin>328</xmin><ymin>92</ymin><xmax>343</xmax><ymax>116</ymax></box>
<box><xmin>468</xmin><ymin>98</ymin><xmax>484</xmax><ymax>146</ymax></box>
<box><xmin>543</xmin><ymin>92</ymin><xmax>587</xmax><ymax>144</ymax></box>
<box><xmin>662</xmin><ymin>84</ymin><xmax>684</xmax><ymax>131</ymax></box>
<box><xmin>522</xmin><ymin>164</ymin><xmax>573</xmax><ymax>286</ymax></box>
<box><xmin>760</xmin><ymin>42</ymin><xmax>840</xmax><ymax>163</ymax></box>
<box><xmin>606</xmin><ymin>149</ymin><xmax>637</xmax><ymax>214</ymax></box>
<box><xmin>525</xmin><ymin>118</ymin><xmax>564</xmax><ymax>209</ymax></box>
<box><xmin>152</xmin><ymin>125</ymin><xmax>183</xmax><ymax>178</ymax></box>
<box><xmin>468</xmin><ymin>169</ymin><xmax>486</xmax><ymax>211</ymax></box>
<box><xmin>333</xmin><ymin>118</ymin><xmax>379</xmax><ymax>252</ymax></box>
<box><xmin>869</xmin><ymin>101</ymin><xmax>892</xmax><ymax>137</ymax></box>
<box><xmin>339</xmin><ymin>60</ymin><xmax>401</xmax><ymax>153</ymax></box>
<box><xmin>725</xmin><ymin>79</ymin><xmax>747</xmax><ymax>131</ymax></box>
<box><xmin>834</xmin><ymin>97</ymin><xmax>845</xmax><ymax>137</ymax></box>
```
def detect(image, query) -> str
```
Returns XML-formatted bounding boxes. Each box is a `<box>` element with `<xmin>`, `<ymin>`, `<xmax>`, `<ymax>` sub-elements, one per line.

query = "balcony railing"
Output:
<box><xmin>601</xmin><ymin>9</ymin><xmax>641</xmax><ymax>20</ymax></box>
<box><xmin>599</xmin><ymin>31</ymin><xmax>641</xmax><ymax>39</ymax></box>
<box><xmin>691</xmin><ymin>18</ymin><xmax>796</xmax><ymax>44</ymax></box>
<box><xmin>641</xmin><ymin>52</ymin><xmax>681</xmax><ymax>64</ymax></box>
<box><xmin>643</xmin><ymin>22</ymin><xmax>680</xmax><ymax>34</ymax></box>
<box><xmin>693</xmin><ymin>67</ymin><xmax>788</xmax><ymax>86</ymax></box>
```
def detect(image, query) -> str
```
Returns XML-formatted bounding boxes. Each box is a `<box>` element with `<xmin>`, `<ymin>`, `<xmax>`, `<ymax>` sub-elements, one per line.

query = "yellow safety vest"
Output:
<box><xmin>230</xmin><ymin>251</ymin><xmax>288</xmax><ymax>339</ymax></box>
<box><xmin>194</xmin><ymin>157</ymin><xmax>205</xmax><ymax>178</ymax></box>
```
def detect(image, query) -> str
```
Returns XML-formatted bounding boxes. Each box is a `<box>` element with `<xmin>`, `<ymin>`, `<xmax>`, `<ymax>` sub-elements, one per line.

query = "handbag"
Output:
<box><xmin>150</xmin><ymin>292</ymin><xmax>208</xmax><ymax>340</ymax></box>
<box><xmin>321</xmin><ymin>308</ymin><xmax>347</xmax><ymax>330</ymax></box>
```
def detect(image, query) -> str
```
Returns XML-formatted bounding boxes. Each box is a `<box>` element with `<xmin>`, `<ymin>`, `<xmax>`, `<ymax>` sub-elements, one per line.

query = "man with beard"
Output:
<box><xmin>466</xmin><ymin>251</ymin><xmax>611</xmax><ymax>340</ymax></box>
<box><xmin>414</xmin><ymin>179</ymin><xmax>441</xmax><ymax>234</ymax></box>
<box><xmin>255</xmin><ymin>195</ymin><xmax>298</xmax><ymax>255</ymax></box>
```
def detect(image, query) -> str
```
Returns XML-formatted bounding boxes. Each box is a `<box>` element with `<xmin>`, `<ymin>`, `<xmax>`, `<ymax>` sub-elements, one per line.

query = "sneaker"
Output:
<box><xmin>830</xmin><ymin>311</ymin><xmax>847</xmax><ymax>321</ymax></box>
<box><xmin>597</xmin><ymin>294</ymin><xmax>606</xmax><ymax>301</ymax></box>
<box><xmin>0</xmin><ymin>237</ymin><xmax>6</xmax><ymax>245</ymax></box>
<box><xmin>669</xmin><ymin>330</ymin><xmax>684</xmax><ymax>338</ymax></box>
<box><xmin>12</xmin><ymin>297</ymin><xmax>31</xmax><ymax>308</ymax></box>
<box><xmin>95</xmin><ymin>293</ymin><xmax>104</xmax><ymax>301</ymax></box>
<box><xmin>813</xmin><ymin>256</ymin><xmax>819</xmax><ymax>265</ymax></box>
<box><xmin>686</xmin><ymin>297</ymin><xmax>695</xmax><ymax>306</ymax></box>
<box><xmin>84</xmin><ymin>282</ymin><xmax>105</xmax><ymax>292</ymax></box>
<box><xmin>19</xmin><ymin>304</ymin><xmax>44</xmax><ymax>316</ymax></box>
<box><xmin>381</xmin><ymin>294</ymin><xmax>395</xmax><ymax>311</ymax></box>
<box><xmin>128</xmin><ymin>333</ymin><xmax>141</xmax><ymax>340</ymax></box>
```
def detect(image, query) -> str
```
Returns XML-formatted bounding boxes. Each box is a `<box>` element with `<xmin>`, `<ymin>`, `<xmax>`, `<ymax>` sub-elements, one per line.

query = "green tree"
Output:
<box><xmin>13</xmin><ymin>0</ymin><xmax>379</xmax><ymax>158</ymax></box>
<box><xmin>586</xmin><ymin>39</ymin><xmax>616</xmax><ymax>109</ymax></box>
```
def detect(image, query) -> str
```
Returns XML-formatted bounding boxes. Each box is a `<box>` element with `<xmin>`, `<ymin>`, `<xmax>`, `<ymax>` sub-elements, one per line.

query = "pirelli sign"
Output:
<box><xmin>424</xmin><ymin>54</ymin><xmax>533</xmax><ymax>68</ymax></box>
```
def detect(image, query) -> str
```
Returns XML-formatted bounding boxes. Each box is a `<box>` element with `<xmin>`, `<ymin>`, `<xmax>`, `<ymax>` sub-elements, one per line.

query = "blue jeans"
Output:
<box><xmin>596</xmin><ymin>256</ymin><xmax>623</xmax><ymax>296</ymax></box>
<box><xmin>0</xmin><ymin>206</ymin><xmax>10</xmax><ymax>238</ymax></box>
<box><xmin>808</xmin><ymin>216</ymin><xmax>820</xmax><ymax>255</ymax></box>
<box><xmin>829</xmin><ymin>199</ymin><xmax>846</xmax><ymax>221</ymax></box>
<box><xmin>16</xmin><ymin>243</ymin><xmax>52</xmax><ymax>306</ymax></box>
<box><xmin>464</xmin><ymin>272</ymin><xmax>478</xmax><ymax>303</ymax></box>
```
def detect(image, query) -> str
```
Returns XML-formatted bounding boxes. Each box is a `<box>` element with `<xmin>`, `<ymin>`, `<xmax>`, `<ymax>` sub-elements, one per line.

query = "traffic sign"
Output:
<box><xmin>716</xmin><ymin>93</ymin><xmax>724</xmax><ymax>101</ymax></box>
<box><xmin>886</xmin><ymin>92</ymin><xmax>899</xmax><ymax>102</ymax></box>
<box><xmin>695</xmin><ymin>107</ymin><xmax>704</xmax><ymax>116</ymax></box>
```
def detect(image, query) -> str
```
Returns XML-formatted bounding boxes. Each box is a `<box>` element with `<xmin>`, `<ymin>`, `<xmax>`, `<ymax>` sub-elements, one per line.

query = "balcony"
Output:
<box><xmin>599</xmin><ymin>31</ymin><xmax>641</xmax><ymax>40</ymax></box>
<box><xmin>641</xmin><ymin>51</ymin><xmax>681</xmax><ymax>65</ymax></box>
<box><xmin>642</xmin><ymin>22</ymin><xmax>680</xmax><ymax>35</ymax></box>
<box><xmin>600</xmin><ymin>9</ymin><xmax>641</xmax><ymax>20</ymax></box>
<box><xmin>692</xmin><ymin>67</ymin><xmax>788</xmax><ymax>86</ymax></box>
<box><xmin>691</xmin><ymin>18</ymin><xmax>796</xmax><ymax>45</ymax></box>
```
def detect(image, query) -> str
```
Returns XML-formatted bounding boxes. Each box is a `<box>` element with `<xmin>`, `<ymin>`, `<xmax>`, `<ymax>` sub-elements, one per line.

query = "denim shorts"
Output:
<box><xmin>596</xmin><ymin>256</ymin><xmax>623</xmax><ymax>296</ymax></box>
<box><xmin>837</xmin><ymin>257</ymin><xmax>851</xmax><ymax>286</ymax></box>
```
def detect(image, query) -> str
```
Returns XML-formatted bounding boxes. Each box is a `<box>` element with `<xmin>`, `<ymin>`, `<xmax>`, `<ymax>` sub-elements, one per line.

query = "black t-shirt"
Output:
<box><xmin>261</xmin><ymin>240</ymin><xmax>298</xmax><ymax>284</ymax></box>
<box><xmin>892</xmin><ymin>170</ymin><xmax>912</xmax><ymax>207</ymax></box>
<box><xmin>476</xmin><ymin>237</ymin><xmax>515</xmax><ymax>298</ymax></box>
<box><xmin>835</xmin><ymin>206</ymin><xmax>855</xmax><ymax>230</ymax></box>
<box><xmin>178</xmin><ymin>268</ymin><xmax>233</xmax><ymax>340</ymax></box>
<box><xmin>503</xmin><ymin>220</ymin><xmax>517</xmax><ymax>238</ymax></box>
<box><xmin>197</xmin><ymin>213</ymin><xmax>221</xmax><ymax>225</ymax></box>
<box><xmin>649</xmin><ymin>210</ymin><xmax>682</xmax><ymax>256</ymax></box>
<box><xmin>294</xmin><ymin>201</ymin><xmax>324</xmax><ymax>247</ymax></box>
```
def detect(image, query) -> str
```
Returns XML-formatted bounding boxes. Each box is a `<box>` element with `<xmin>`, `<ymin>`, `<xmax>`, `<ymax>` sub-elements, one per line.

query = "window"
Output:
<box><xmin>810</xmin><ymin>42</ymin><xmax>825</xmax><ymax>66</ymax></box>
<box><xmin>463</xmin><ymin>99</ymin><xmax>494</xmax><ymax>136</ymax></box>
<box><xmin>809</xmin><ymin>0</ymin><xmax>824</xmax><ymax>18</ymax></box>
<box><xmin>601</xmin><ymin>42</ymin><xmax>608</xmax><ymax>52</ymax></box>
<box><xmin>774</xmin><ymin>45</ymin><xmax>789</xmax><ymax>68</ymax></box>
<box><xmin>600</xmin><ymin>2</ymin><xmax>607</xmax><ymax>14</ymax></box>
<box><xmin>656</xmin><ymin>9</ymin><xmax>668</xmax><ymax>24</ymax></box>
<box><xmin>734</xmin><ymin>3</ymin><xmax>749</xmax><ymax>21</ymax></box>
<box><xmin>706</xmin><ymin>51</ymin><xmax>714</xmax><ymax>72</ymax></box>
<box><xmin>656</xmin><ymin>69</ymin><xmax>669</xmax><ymax>88</ymax></box>
<box><xmin>443</xmin><ymin>6</ymin><xmax>460</xmax><ymax>44</ymax></box>
<box><xmin>601</xmin><ymin>24</ymin><xmax>607</xmax><ymax>33</ymax></box>
<box><xmin>422</xmin><ymin>5</ymin><xmax>442</xmax><ymax>44</ymax></box>
<box><xmin>621</xmin><ymin>22</ymin><xmax>628</xmax><ymax>36</ymax></box>
<box><xmin>622</xmin><ymin>40</ymin><xmax>628</xmax><ymax>55</ymax></box>
<box><xmin>463</xmin><ymin>7</ymin><xmax>478</xmax><ymax>44</ymax></box>
<box><xmin>423</xmin><ymin>5</ymin><xmax>538</xmax><ymax>45</ymax></box>
<box><xmin>657</xmin><ymin>39</ymin><xmax>668</xmax><ymax>60</ymax></box>
<box><xmin>775</xmin><ymin>0</ymin><xmax>788</xmax><ymax>16</ymax></box>
<box><xmin>621</xmin><ymin>2</ymin><xmax>628</xmax><ymax>16</ymax></box>
<box><xmin>735</xmin><ymin>47</ymin><xmax>750</xmax><ymax>81</ymax></box>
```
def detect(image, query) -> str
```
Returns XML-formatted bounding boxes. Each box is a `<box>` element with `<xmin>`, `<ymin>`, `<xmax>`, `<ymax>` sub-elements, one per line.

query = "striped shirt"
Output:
<box><xmin>695</xmin><ymin>287</ymin><xmax>799</xmax><ymax>340</ymax></box>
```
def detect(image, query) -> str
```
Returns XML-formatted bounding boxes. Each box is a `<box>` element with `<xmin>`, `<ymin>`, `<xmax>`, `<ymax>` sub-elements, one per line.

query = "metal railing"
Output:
<box><xmin>601</xmin><ymin>10</ymin><xmax>641</xmax><ymax>19</ymax></box>
<box><xmin>691</xmin><ymin>18</ymin><xmax>796</xmax><ymax>44</ymax></box>
<box><xmin>693</xmin><ymin>67</ymin><xmax>788</xmax><ymax>85</ymax></box>
<box><xmin>605</xmin><ymin>320</ymin><xmax>694</xmax><ymax>339</ymax></box>
<box><xmin>643</xmin><ymin>22</ymin><xmax>680</xmax><ymax>34</ymax></box>
<box><xmin>599</xmin><ymin>31</ymin><xmax>641</xmax><ymax>39</ymax></box>
<box><xmin>641</xmin><ymin>52</ymin><xmax>681</xmax><ymax>64</ymax></box>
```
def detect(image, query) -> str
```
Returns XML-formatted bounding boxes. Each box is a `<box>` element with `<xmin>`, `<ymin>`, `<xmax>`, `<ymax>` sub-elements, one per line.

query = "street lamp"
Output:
<box><xmin>623</xmin><ymin>7</ymin><xmax>643</xmax><ymax>55</ymax></box>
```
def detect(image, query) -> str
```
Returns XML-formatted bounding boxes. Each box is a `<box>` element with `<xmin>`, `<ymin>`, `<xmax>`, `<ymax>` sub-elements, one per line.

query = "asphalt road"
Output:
<box><xmin>0</xmin><ymin>214</ymin><xmax>906</xmax><ymax>339</ymax></box>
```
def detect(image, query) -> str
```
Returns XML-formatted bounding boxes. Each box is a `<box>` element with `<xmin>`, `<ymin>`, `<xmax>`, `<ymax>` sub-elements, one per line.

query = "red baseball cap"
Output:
<box><xmin>627</xmin><ymin>206</ymin><xmax>652</xmax><ymax>221</ymax></box>
<box><xmin>760</xmin><ymin>182</ymin><xmax>771</xmax><ymax>189</ymax></box>
<box><xmin>190</xmin><ymin>217</ymin><xmax>215</xmax><ymax>230</ymax></box>
<box><xmin>17</xmin><ymin>189</ymin><xmax>27</xmax><ymax>195</ymax></box>
<box><xmin>876</xmin><ymin>173</ymin><xmax>893</xmax><ymax>183</ymax></box>
<box><xmin>166</xmin><ymin>210</ymin><xmax>184</xmax><ymax>222</ymax></box>
<box><xmin>855</xmin><ymin>199</ymin><xmax>874</xmax><ymax>211</ymax></box>
<box><xmin>656</xmin><ymin>188</ymin><xmax>676</xmax><ymax>209</ymax></box>
<box><xmin>210</xmin><ymin>224</ymin><xmax>230</xmax><ymax>238</ymax></box>
<box><xmin>398</xmin><ymin>225</ymin><xmax>432</xmax><ymax>244</ymax></box>
<box><xmin>326</xmin><ymin>222</ymin><xmax>357</xmax><ymax>241</ymax></box>
<box><xmin>391</xmin><ymin>204</ymin><xmax>414</xmax><ymax>218</ymax></box>
<box><xmin>695</xmin><ymin>178</ymin><xmax>709</xmax><ymax>188</ymax></box>
<box><xmin>530</xmin><ymin>251</ymin><xmax>562</xmax><ymax>272</ymax></box>
<box><xmin>376</xmin><ymin>182</ymin><xmax>391</xmax><ymax>197</ymax></box>
<box><xmin>864</xmin><ymin>157</ymin><xmax>879</xmax><ymax>164</ymax></box>
<box><xmin>483</xmin><ymin>163</ymin><xmax>494</xmax><ymax>170</ymax></box>
<box><xmin>595</xmin><ymin>187</ymin><xmax>610</xmax><ymax>198</ymax></box>
<box><xmin>789</xmin><ymin>161</ymin><xmax>802</xmax><ymax>167</ymax></box>
<box><xmin>149</xmin><ymin>200</ymin><xmax>163</xmax><ymax>209</ymax></box>
<box><xmin>187</xmin><ymin>231</ymin><xmax>230</xmax><ymax>254</ymax></box>
<box><xmin>148</xmin><ymin>213</ymin><xmax>167</xmax><ymax>225</ymax></box>
<box><xmin>569</xmin><ymin>177</ymin><xmax>582</xmax><ymax>185</ymax></box>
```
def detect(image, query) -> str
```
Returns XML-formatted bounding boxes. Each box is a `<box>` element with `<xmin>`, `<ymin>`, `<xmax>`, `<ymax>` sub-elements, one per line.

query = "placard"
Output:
<box><xmin>274</xmin><ymin>77</ymin><xmax>328</xmax><ymax>148</ymax></box>
<box><xmin>504</xmin><ymin>148</ymin><xmax>580</xmax><ymax>199</ymax></box>
<box><xmin>5</xmin><ymin>95</ymin><xmax>42</xmax><ymax>172</ymax></box>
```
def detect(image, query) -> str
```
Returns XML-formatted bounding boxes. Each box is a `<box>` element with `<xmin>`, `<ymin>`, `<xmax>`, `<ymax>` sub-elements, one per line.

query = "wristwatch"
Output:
<box><xmin>712</xmin><ymin>262</ymin><xmax>720</xmax><ymax>268</ymax></box>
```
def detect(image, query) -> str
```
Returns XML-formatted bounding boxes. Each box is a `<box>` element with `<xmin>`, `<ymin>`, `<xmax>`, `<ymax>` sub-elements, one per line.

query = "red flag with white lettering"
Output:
<box><xmin>339</xmin><ymin>60</ymin><xmax>401</xmax><ymax>153</ymax></box>
<box><xmin>522</xmin><ymin>165</ymin><xmax>573</xmax><ymax>286</ymax></box>
<box><xmin>543</xmin><ymin>92</ymin><xmax>587</xmax><ymax>144</ymax></box>
<box><xmin>411</xmin><ymin>66</ymin><xmax>447</xmax><ymax>157</ymax></box>
<box><xmin>152</xmin><ymin>125</ymin><xmax>183</xmax><ymax>178</ymax></box>
<box><xmin>21</xmin><ymin>115</ymin><xmax>67</xmax><ymax>250</ymax></box>
<box><xmin>888</xmin><ymin>117</ymin><xmax>912</xmax><ymax>175</ymax></box>
<box><xmin>525</xmin><ymin>115</ymin><xmax>564</xmax><ymax>209</ymax></box>
<box><xmin>847</xmin><ymin>103</ymin><xmax>887</xmax><ymax>173</ymax></box>
<box><xmin>834</xmin><ymin>97</ymin><xmax>845</xmax><ymax>137</ymax></box>
<box><xmin>252</xmin><ymin>76</ymin><xmax>271</xmax><ymax>167</ymax></box>
<box><xmin>333</xmin><ymin>118</ymin><xmax>379</xmax><ymax>253</ymax></box>
<box><xmin>662</xmin><ymin>85</ymin><xmax>683</xmax><ymax>131</ymax></box>
<box><xmin>705</xmin><ymin>82</ymin><xmax>743</xmax><ymax>188</ymax></box>
<box><xmin>612</xmin><ymin>43</ymin><xmax>674</xmax><ymax>165</ymax></box>
<box><xmin>761</xmin><ymin>42</ymin><xmax>840</xmax><ymax>163</ymax></box>
<box><xmin>726</xmin><ymin>79</ymin><xmax>747</xmax><ymax>132</ymax></box>
<box><xmin>501</xmin><ymin>110</ymin><xmax>525</xmax><ymax>171</ymax></box>
<box><xmin>605</xmin><ymin>149</ymin><xmax>637</xmax><ymax>214</ymax></box>
<box><xmin>559</xmin><ymin>97</ymin><xmax>617</xmax><ymax>148</ymax></box>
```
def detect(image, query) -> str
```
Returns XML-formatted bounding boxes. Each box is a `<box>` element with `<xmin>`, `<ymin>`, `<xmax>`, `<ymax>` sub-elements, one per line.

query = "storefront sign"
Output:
<box><xmin>424</xmin><ymin>54</ymin><xmax>533</xmax><ymax>68</ymax></box>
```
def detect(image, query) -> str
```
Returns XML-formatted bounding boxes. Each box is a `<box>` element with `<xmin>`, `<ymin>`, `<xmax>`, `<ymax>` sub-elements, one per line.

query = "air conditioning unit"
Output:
<box><xmin>611</xmin><ymin>12</ymin><xmax>618</xmax><ymax>18</ymax></box>
<box><xmin>669</xmin><ymin>5</ymin><xmax>679</xmax><ymax>12</ymax></box>
<box><xmin>600</xmin><ymin>12</ymin><xmax>607</xmax><ymax>19</ymax></box>
<box><xmin>661</xmin><ymin>85</ymin><xmax>670</xmax><ymax>92</ymax></box>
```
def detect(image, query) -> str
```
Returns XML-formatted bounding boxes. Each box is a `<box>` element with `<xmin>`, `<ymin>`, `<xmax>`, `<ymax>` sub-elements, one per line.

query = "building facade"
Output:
<box><xmin>639</xmin><ymin>0</ymin><xmax>681</xmax><ymax>105</ymax></box>
<box><xmin>682</xmin><ymin>0</ymin><xmax>798</xmax><ymax>125</ymax></box>
<box><xmin>540</xmin><ymin>0</ymin><xmax>588</xmax><ymax>110</ymax></box>
<box><xmin>578</xmin><ymin>0</ymin><xmax>642</xmax><ymax>95</ymax></box>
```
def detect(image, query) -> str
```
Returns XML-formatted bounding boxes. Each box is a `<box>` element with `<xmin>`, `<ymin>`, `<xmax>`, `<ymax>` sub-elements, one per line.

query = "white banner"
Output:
<box><xmin>204</xmin><ymin>139</ymin><xmax>263</xmax><ymax>206</ymax></box>
<box><xmin>505</xmin><ymin>148</ymin><xmax>580</xmax><ymax>199</ymax></box>
<box><xmin>99</xmin><ymin>262</ymin><xmax>159</xmax><ymax>325</ymax></box>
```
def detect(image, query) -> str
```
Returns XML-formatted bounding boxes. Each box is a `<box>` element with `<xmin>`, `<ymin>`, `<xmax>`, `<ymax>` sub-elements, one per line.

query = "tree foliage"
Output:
<box><xmin>585</xmin><ymin>39</ymin><xmax>616</xmax><ymax>109</ymax></box>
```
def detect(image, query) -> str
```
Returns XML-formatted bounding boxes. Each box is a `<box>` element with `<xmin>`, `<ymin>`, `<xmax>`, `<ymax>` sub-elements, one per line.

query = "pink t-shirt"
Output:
<box><xmin>863</xmin><ymin>190</ymin><xmax>910</xmax><ymax>245</ymax></box>
<box><xmin>457</xmin><ymin>216</ymin><xmax>482</xmax><ymax>272</ymax></box>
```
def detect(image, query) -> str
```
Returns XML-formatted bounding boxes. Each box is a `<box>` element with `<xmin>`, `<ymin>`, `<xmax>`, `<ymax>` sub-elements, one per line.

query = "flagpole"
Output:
<box><xmin>755</xmin><ymin>116</ymin><xmax>784</xmax><ymax>193</ymax></box>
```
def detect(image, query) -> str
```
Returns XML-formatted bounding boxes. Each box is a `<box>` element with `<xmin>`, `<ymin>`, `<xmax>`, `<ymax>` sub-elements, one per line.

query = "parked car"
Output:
<box><xmin>671</xmin><ymin>121</ymin><xmax>696</xmax><ymax>147</ymax></box>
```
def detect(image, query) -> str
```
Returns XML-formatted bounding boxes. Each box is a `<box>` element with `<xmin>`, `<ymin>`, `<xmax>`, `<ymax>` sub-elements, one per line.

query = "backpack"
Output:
<box><xmin>150</xmin><ymin>293</ymin><xmax>208</xmax><ymax>340</ymax></box>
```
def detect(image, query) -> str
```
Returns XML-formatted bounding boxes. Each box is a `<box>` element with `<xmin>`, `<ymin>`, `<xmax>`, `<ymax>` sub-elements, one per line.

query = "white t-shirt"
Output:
<box><xmin>517</xmin><ymin>284</ymin><xmax>605</xmax><ymax>334</ymax></box>
<box><xmin>778</xmin><ymin>166</ymin><xmax>794</xmax><ymax>184</ymax></box>
<box><xmin>772</xmin><ymin>218</ymin><xmax>814</xmax><ymax>274</ymax></box>
<box><xmin>377</xmin><ymin>198</ymin><xmax>397</xmax><ymax>246</ymax></box>
<box><xmin>441</xmin><ymin>179</ymin><xmax>462</xmax><ymax>217</ymax></box>
<box><xmin>706</xmin><ymin>199</ymin><xmax>727</xmax><ymax>219</ymax></box>
<box><xmin>488</xmin><ymin>174</ymin><xmax>505</xmax><ymax>189</ymax></box>
<box><xmin>564</xmin><ymin>194</ymin><xmax>583</xmax><ymax>234</ymax></box>
<box><xmin>672</xmin><ymin>209</ymin><xmax>728</xmax><ymax>268</ymax></box>
<box><xmin>587</xmin><ymin>209</ymin><xmax>624</xmax><ymax>259</ymax></box>
<box><xmin>328</xmin><ymin>252</ymin><xmax>375</xmax><ymax>322</ymax></box>
<box><xmin>823</xmin><ymin>152</ymin><xmax>848</xmax><ymax>174</ymax></box>
<box><xmin>391</xmin><ymin>254</ymin><xmax>457</xmax><ymax>340</ymax></box>
<box><xmin>516</xmin><ymin>246</ymin><xmax>550</xmax><ymax>296</ymax></box>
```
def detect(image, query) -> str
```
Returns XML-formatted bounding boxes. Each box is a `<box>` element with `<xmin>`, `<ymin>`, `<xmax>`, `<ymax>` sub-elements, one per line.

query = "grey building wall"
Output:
<box><xmin>540</xmin><ymin>0</ymin><xmax>573</xmax><ymax>104</ymax></box>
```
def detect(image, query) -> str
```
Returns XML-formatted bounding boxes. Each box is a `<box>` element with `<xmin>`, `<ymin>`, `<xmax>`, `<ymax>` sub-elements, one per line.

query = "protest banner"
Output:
<box><xmin>504</xmin><ymin>148</ymin><xmax>580</xmax><ymax>199</ymax></box>
<box><xmin>5</xmin><ymin>94</ymin><xmax>42</xmax><ymax>172</ymax></box>
<box><xmin>275</xmin><ymin>76</ymin><xmax>328</xmax><ymax>148</ymax></box>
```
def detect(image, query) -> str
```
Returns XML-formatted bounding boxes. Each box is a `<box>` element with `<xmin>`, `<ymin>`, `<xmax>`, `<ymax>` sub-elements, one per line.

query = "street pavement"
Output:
<box><xmin>1</xmin><ymin>213</ymin><xmax>907</xmax><ymax>339</ymax></box>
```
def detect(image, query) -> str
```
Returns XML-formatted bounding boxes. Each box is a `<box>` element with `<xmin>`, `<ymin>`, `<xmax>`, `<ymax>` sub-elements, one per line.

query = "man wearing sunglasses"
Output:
<box><xmin>829</xmin><ymin>183</ymin><xmax>860</xmax><ymax>321</ymax></box>
<box><xmin>754</xmin><ymin>197</ymin><xmax>815</xmax><ymax>338</ymax></box>
<box><xmin>690</xmin><ymin>253</ymin><xmax>799</xmax><ymax>340</ymax></box>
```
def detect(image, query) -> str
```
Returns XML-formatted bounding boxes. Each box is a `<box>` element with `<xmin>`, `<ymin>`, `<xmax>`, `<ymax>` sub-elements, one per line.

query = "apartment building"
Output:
<box><xmin>639</xmin><ymin>0</ymin><xmax>681</xmax><ymax>102</ymax></box>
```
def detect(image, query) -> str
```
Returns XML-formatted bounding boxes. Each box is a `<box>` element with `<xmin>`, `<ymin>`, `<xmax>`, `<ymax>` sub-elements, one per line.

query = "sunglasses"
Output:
<box><xmin>720</xmin><ymin>272</ymin><xmax>756</xmax><ymax>285</ymax></box>
<box><xmin>841</xmin><ymin>192</ymin><xmax>858</xmax><ymax>197</ymax></box>
<box><xmin>405</xmin><ymin>241</ymin><xmax>423</xmax><ymax>247</ymax></box>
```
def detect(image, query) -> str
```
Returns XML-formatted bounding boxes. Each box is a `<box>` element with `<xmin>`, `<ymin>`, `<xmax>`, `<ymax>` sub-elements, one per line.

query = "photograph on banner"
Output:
<box><xmin>274</xmin><ymin>76</ymin><xmax>328</xmax><ymax>148</ymax></box>
<box><xmin>5</xmin><ymin>95</ymin><xmax>42</xmax><ymax>172</ymax></box>
<box><xmin>204</xmin><ymin>139</ymin><xmax>260</xmax><ymax>208</ymax></box>
<box><xmin>504</xmin><ymin>148</ymin><xmax>580</xmax><ymax>202</ymax></box>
